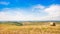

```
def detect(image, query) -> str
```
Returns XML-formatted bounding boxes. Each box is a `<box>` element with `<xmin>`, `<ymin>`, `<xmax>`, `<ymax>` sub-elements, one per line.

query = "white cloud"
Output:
<box><xmin>0</xmin><ymin>4</ymin><xmax>60</xmax><ymax>21</ymax></box>
<box><xmin>0</xmin><ymin>8</ymin><xmax>37</xmax><ymax>21</ymax></box>
<box><xmin>0</xmin><ymin>1</ymin><xmax>10</xmax><ymax>5</ymax></box>
<box><xmin>0</xmin><ymin>8</ymin><xmax>26</xmax><ymax>21</ymax></box>
<box><xmin>32</xmin><ymin>4</ymin><xmax>45</xmax><ymax>12</ymax></box>
<box><xmin>44</xmin><ymin>4</ymin><xmax>60</xmax><ymax>20</ymax></box>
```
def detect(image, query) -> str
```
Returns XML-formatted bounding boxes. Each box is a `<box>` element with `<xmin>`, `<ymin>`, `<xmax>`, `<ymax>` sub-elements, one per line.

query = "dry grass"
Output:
<box><xmin>0</xmin><ymin>24</ymin><xmax>60</xmax><ymax>34</ymax></box>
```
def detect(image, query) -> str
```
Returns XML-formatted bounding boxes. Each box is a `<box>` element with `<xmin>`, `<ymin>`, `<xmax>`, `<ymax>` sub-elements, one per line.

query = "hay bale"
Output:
<box><xmin>50</xmin><ymin>22</ymin><xmax>56</xmax><ymax>26</ymax></box>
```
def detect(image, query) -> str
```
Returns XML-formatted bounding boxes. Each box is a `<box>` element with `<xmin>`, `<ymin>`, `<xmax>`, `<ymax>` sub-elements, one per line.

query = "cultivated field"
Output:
<box><xmin>0</xmin><ymin>21</ymin><xmax>60</xmax><ymax>34</ymax></box>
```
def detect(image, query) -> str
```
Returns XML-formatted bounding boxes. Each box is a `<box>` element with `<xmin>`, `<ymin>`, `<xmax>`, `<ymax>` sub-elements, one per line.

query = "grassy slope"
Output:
<box><xmin>0</xmin><ymin>24</ymin><xmax>60</xmax><ymax>34</ymax></box>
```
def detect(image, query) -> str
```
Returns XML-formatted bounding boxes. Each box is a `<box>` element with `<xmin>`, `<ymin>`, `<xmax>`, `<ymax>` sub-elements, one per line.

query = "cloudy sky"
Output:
<box><xmin>0</xmin><ymin>0</ymin><xmax>60</xmax><ymax>21</ymax></box>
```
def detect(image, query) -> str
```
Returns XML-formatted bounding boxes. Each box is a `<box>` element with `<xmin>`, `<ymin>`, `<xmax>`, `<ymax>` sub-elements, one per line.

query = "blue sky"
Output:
<box><xmin>0</xmin><ymin>0</ymin><xmax>60</xmax><ymax>21</ymax></box>
<box><xmin>0</xmin><ymin>0</ymin><xmax>60</xmax><ymax>8</ymax></box>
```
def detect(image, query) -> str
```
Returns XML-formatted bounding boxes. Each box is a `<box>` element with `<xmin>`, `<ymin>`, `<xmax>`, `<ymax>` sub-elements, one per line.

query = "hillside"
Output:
<box><xmin>0</xmin><ymin>21</ymin><xmax>60</xmax><ymax>34</ymax></box>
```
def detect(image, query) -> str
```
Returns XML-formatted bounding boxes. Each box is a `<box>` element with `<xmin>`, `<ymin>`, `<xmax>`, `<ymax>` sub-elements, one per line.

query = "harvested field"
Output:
<box><xmin>0</xmin><ymin>24</ymin><xmax>60</xmax><ymax>34</ymax></box>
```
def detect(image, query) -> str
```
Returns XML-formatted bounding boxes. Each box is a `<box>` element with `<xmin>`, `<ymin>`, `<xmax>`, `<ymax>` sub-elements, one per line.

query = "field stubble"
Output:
<box><xmin>0</xmin><ymin>24</ymin><xmax>60</xmax><ymax>34</ymax></box>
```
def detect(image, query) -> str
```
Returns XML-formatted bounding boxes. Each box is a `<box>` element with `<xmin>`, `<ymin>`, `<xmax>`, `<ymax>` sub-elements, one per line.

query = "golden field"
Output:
<box><xmin>0</xmin><ymin>22</ymin><xmax>60</xmax><ymax>34</ymax></box>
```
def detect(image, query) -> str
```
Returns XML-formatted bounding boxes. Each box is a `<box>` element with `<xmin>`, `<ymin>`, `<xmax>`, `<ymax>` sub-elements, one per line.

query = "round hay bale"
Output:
<box><xmin>50</xmin><ymin>22</ymin><xmax>56</xmax><ymax>26</ymax></box>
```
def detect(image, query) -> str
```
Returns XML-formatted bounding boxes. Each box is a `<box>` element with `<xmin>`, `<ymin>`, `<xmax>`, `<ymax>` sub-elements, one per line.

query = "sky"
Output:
<box><xmin>0</xmin><ymin>0</ymin><xmax>60</xmax><ymax>21</ymax></box>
